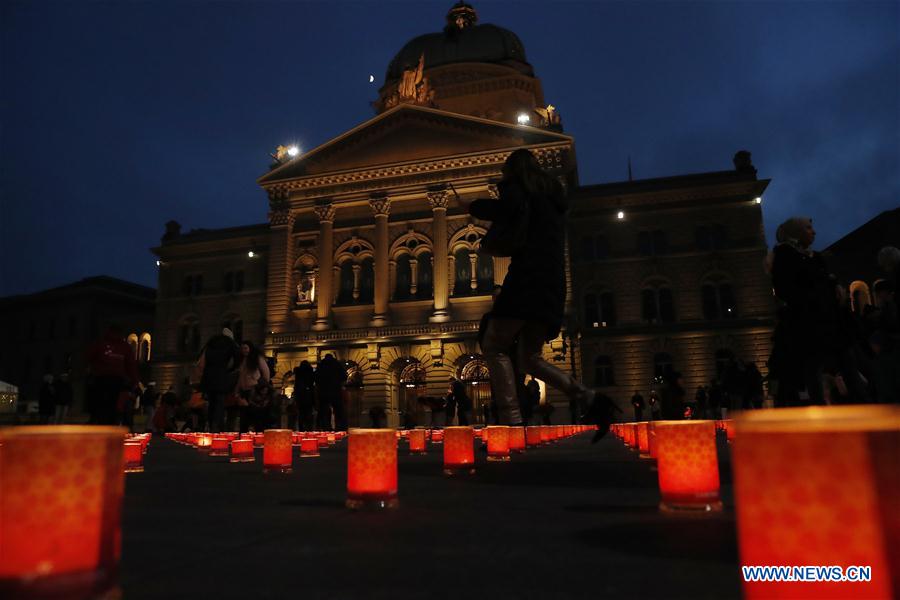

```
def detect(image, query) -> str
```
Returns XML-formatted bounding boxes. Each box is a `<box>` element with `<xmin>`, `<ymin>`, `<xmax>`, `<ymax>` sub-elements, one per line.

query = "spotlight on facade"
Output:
<box><xmin>617</xmin><ymin>211</ymin><xmax>625</xmax><ymax>220</ymax></box>
<box><xmin>754</xmin><ymin>197</ymin><xmax>762</xmax><ymax>204</ymax></box>
<box><xmin>516</xmin><ymin>113</ymin><xmax>530</xmax><ymax>125</ymax></box>
<box><xmin>287</xmin><ymin>145</ymin><xmax>300</xmax><ymax>157</ymax></box>
<box><xmin>156</xmin><ymin>260</ymin><xmax>160</xmax><ymax>267</ymax></box>
<box><xmin>248</xmin><ymin>251</ymin><xmax>255</xmax><ymax>258</ymax></box>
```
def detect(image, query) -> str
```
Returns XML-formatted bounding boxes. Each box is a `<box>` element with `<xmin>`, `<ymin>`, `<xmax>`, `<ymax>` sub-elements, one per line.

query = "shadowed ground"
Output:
<box><xmin>121</xmin><ymin>434</ymin><xmax>740</xmax><ymax>599</ymax></box>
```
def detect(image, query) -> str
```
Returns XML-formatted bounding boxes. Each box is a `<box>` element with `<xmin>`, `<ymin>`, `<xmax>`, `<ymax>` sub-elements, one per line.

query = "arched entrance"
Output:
<box><xmin>459</xmin><ymin>356</ymin><xmax>492</xmax><ymax>425</ymax></box>
<box><xmin>344</xmin><ymin>360</ymin><xmax>365</xmax><ymax>428</ymax></box>
<box><xmin>396</xmin><ymin>359</ymin><xmax>427</xmax><ymax>428</ymax></box>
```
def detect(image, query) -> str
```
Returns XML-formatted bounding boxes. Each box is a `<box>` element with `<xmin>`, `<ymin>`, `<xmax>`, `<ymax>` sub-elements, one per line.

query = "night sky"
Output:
<box><xmin>2</xmin><ymin>0</ymin><xmax>897</xmax><ymax>296</ymax></box>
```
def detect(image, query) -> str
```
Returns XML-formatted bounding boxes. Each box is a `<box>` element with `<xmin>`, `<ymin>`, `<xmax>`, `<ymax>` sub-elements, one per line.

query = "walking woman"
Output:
<box><xmin>466</xmin><ymin>149</ymin><xmax>614</xmax><ymax>433</ymax></box>
<box><xmin>233</xmin><ymin>341</ymin><xmax>270</xmax><ymax>432</ymax></box>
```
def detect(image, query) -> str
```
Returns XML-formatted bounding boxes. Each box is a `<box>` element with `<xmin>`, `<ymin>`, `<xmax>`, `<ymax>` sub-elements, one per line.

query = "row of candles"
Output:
<box><xmin>165</xmin><ymin>425</ymin><xmax>595</xmax><ymax>509</ymax></box>
<box><xmin>611</xmin><ymin>407</ymin><xmax>900</xmax><ymax>599</ymax></box>
<box><xmin>1</xmin><ymin>406</ymin><xmax>896</xmax><ymax>599</ymax></box>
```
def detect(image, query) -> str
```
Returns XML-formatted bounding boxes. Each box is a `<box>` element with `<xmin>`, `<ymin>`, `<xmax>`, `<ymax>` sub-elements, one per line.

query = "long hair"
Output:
<box><xmin>243</xmin><ymin>341</ymin><xmax>262</xmax><ymax>372</ymax></box>
<box><xmin>502</xmin><ymin>149</ymin><xmax>563</xmax><ymax>206</ymax></box>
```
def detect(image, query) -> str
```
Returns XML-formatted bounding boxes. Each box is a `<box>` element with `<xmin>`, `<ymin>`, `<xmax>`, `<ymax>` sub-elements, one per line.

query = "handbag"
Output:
<box><xmin>478</xmin><ymin>193</ymin><xmax>530</xmax><ymax>257</ymax></box>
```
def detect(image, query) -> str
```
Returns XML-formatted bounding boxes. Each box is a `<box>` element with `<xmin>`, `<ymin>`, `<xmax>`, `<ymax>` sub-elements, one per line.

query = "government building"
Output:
<box><xmin>150</xmin><ymin>2</ymin><xmax>774</xmax><ymax>427</ymax></box>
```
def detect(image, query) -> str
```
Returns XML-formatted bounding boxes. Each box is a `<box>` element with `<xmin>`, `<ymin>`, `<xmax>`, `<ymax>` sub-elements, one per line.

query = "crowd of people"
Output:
<box><xmin>768</xmin><ymin>217</ymin><xmax>899</xmax><ymax>406</ymax></box>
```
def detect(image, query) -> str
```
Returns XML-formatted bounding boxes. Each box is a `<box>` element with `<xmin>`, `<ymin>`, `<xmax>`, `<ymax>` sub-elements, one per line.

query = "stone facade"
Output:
<box><xmin>149</xmin><ymin>3</ymin><xmax>775</xmax><ymax>425</ymax></box>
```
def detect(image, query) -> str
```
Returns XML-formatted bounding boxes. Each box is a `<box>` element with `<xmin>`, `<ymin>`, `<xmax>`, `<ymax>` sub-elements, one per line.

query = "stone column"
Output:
<box><xmin>428</xmin><ymin>189</ymin><xmax>451</xmax><ymax>322</ymax></box>
<box><xmin>312</xmin><ymin>203</ymin><xmax>335</xmax><ymax>331</ymax></box>
<box><xmin>369</xmin><ymin>195</ymin><xmax>391</xmax><ymax>326</ymax></box>
<box><xmin>266</xmin><ymin>204</ymin><xmax>295</xmax><ymax>334</ymax></box>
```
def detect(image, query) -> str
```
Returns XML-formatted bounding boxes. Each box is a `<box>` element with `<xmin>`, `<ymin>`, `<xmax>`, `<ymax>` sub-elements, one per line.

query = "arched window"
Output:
<box><xmin>127</xmin><ymin>333</ymin><xmax>139</xmax><ymax>360</ymax></box>
<box><xmin>337</xmin><ymin>262</ymin><xmax>355</xmax><ymax>304</ymax></box>
<box><xmin>417</xmin><ymin>252</ymin><xmax>434</xmax><ymax>299</ymax></box>
<box><xmin>653</xmin><ymin>352</ymin><xmax>674</xmax><ymax>379</ymax></box>
<box><xmin>359</xmin><ymin>258</ymin><xmax>374</xmax><ymax>303</ymax></box>
<box><xmin>584</xmin><ymin>292</ymin><xmax>616</xmax><ymax>327</ymax></box>
<box><xmin>453</xmin><ymin>248</ymin><xmax>473</xmax><ymax>296</ymax></box>
<box><xmin>594</xmin><ymin>356</ymin><xmax>615</xmax><ymax>387</ymax></box>
<box><xmin>642</xmin><ymin>285</ymin><xmax>675</xmax><ymax>323</ymax></box>
<box><xmin>139</xmin><ymin>333</ymin><xmax>152</xmax><ymax>362</ymax></box>
<box><xmin>476</xmin><ymin>252</ymin><xmax>494</xmax><ymax>293</ymax></box>
<box><xmin>715</xmin><ymin>349</ymin><xmax>734</xmax><ymax>379</ymax></box>
<box><xmin>702</xmin><ymin>281</ymin><xmax>737</xmax><ymax>319</ymax></box>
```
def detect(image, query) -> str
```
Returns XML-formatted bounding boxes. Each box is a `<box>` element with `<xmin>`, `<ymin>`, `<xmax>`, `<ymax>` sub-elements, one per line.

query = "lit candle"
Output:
<box><xmin>486</xmin><ymin>426</ymin><xmax>510</xmax><ymax>462</ymax></box>
<box><xmin>300</xmin><ymin>437</ymin><xmax>320</xmax><ymax>458</ymax></box>
<box><xmin>431</xmin><ymin>429</ymin><xmax>444</xmax><ymax>444</ymax></box>
<box><xmin>525</xmin><ymin>426</ymin><xmax>542</xmax><ymax>447</ymax></box>
<box><xmin>196</xmin><ymin>433</ymin><xmax>213</xmax><ymax>451</ymax></box>
<box><xmin>655</xmin><ymin>421</ymin><xmax>721</xmax><ymax>512</ymax></box>
<box><xmin>408</xmin><ymin>429</ymin><xmax>427</xmax><ymax>455</ymax></box>
<box><xmin>733</xmin><ymin>405</ymin><xmax>900</xmax><ymax>599</ymax></box>
<box><xmin>263</xmin><ymin>429</ymin><xmax>293</xmax><ymax>474</ymax></box>
<box><xmin>508</xmin><ymin>426</ymin><xmax>526</xmax><ymax>453</ymax></box>
<box><xmin>0</xmin><ymin>425</ymin><xmax>126</xmax><ymax>597</ymax></box>
<box><xmin>123</xmin><ymin>441</ymin><xmax>144</xmax><ymax>473</ymax></box>
<box><xmin>443</xmin><ymin>426</ymin><xmax>475</xmax><ymax>476</ymax></box>
<box><xmin>230</xmin><ymin>439</ymin><xmax>254</xmax><ymax>463</ymax></box>
<box><xmin>209</xmin><ymin>436</ymin><xmax>230</xmax><ymax>457</ymax></box>
<box><xmin>346</xmin><ymin>429</ymin><xmax>398</xmax><ymax>509</ymax></box>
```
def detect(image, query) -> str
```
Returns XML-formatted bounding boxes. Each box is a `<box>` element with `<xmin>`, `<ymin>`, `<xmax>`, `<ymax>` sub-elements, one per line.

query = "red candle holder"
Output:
<box><xmin>636</xmin><ymin>422</ymin><xmax>650</xmax><ymax>458</ymax></box>
<box><xmin>196</xmin><ymin>433</ymin><xmax>213</xmax><ymax>452</ymax></box>
<box><xmin>300</xmin><ymin>437</ymin><xmax>320</xmax><ymax>458</ymax></box>
<box><xmin>230</xmin><ymin>439</ymin><xmax>254</xmax><ymax>463</ymax></box>
<box><xmin>473</xmin><ymin>428</ymin><xmax>484</xmax><ymax>440</ymax></box>
<box><xmin>346</xmin><ymin>429</ymin><xmax>398</xmax><ymax>509</ymax></box>
<box><xmin>123</xmin><ymin>441</ymin><xmax>144</xmax><ymax>473</ymax></box>
<box><xmin>539</xmin><ymin>426</ymin><xmax>550</xmax><ymax>445</ymax></box>
<box><xmin>252</xmin><ymin>434</ymin><xmax>264</xmax><ymax>448</ymax></box>
<box><xmin>443</xmin><ymin>426</ymin><xmax>475</xmax><ymax>476</ymax></box>
<box><xmin>0</xmin><ymin>425</ymin><xmax>126</xmax><ymax>599</ymax></box>
<box><xmin>209</xmin><ymin>437</ymin><xmax>230</xmax><ymax>457</ymax></box>
<box><xmin>733</xmin><ymin>405</ymin><xmax>900</xmax><ymax>599</ymax></box>
<box><xmin>648</xmin><ymin>421</ymin><xmax>659</xmax><ymax>459</ymax></box>
<box><xmin>431</xmin><ymin>430</ymin><xmax>444</xmax><ymax>444</ymax></box>
<box><xmin>655</xmin><ymin>421</ymin><xmax>721</xmax><ymax>512</ymax></box>
<box><xmin>262</xmin><ymin>429</ymin><xmax>293</xmax><ymax>474</ymax></box>
<box><xmin>508</xmin><ymin>426</ymin><xmax>526</xmax><ymax>453</ymax></box>
<box><xmin>486</xmin><ymin>426</ymin><xmax>510</xmax><ymax>462</ymax></box>
<box><xmin>525</xmin><ymin>426</ymin><xmax>542</xmax><ymax>447</ymax></box>
<box><xmin>408</xmin><ymin>429</ymin><xmax>427</xmax><ymax>455</ymax></box>
<box><xmin>623</xmin><ymin>423</ymin><xmax>636</xmax><ymax>448</ymax></box>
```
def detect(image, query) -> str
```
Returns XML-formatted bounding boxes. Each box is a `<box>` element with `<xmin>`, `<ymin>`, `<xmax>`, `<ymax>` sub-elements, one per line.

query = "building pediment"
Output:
<box><xmin>258</xmin><ymin>104</ymin><xmax>571</xmax><ymax>186</ymax></box>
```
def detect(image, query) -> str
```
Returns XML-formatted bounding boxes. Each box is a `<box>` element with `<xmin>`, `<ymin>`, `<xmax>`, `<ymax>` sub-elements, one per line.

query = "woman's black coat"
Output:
<box><xmin>469</xmin><ymin>178</ymin><xmax>568</xmax><ymax>340</ymax></box>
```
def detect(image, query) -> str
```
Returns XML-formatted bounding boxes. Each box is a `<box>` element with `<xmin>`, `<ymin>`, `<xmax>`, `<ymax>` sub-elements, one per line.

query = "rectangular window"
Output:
<box><xmin>652</xmin><ymin>230</ymin><xmax>668</xmax><ymax>254</ymax></box>
<box><xmin>702</xmin><ymin>285</ymin><xmax>719</xmax><ymax>319</ymax></box>
<box><xmin>224</xmin><ymin>272</ymin><xmax>234</xmax><ymax>293</ymax></box>
<box><xmin>638</xmin><ymin>232</ymin><xmax>653</xmax><ymax>256</ymax></box>
<box><xmin>720</xmin><ymin>284</ymin><xmax>737</xmax><ymax>318</ymax></box>
<box><xmin>594</xmin><ymin>235</ymin><xmax>610</xmax><ymax>259</ymax></box>
<box><xmin>235</xmin><ymin>271</ymin><xmax>244</xmax><ymax>292</ymax></box>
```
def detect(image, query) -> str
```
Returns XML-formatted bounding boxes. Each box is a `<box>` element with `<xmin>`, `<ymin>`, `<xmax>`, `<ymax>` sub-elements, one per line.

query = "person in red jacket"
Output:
<box><xmin>86</xmin><ymin>324</ymin><xmax>140</xmax><ymax>425</ymax></box>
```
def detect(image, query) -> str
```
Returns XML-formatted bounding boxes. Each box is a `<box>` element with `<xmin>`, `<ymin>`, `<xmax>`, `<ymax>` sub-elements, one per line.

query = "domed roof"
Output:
<box><xmin>385</xmin><ymin>3</ymin><xmax>532</xmax><ymax>81</ymax></box>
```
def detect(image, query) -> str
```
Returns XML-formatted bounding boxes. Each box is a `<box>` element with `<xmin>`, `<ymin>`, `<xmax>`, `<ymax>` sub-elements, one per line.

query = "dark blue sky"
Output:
<box><xmin>2</xmin><ymin>0</ymin><xmax>897</xmax><ymax>296</ymax></box>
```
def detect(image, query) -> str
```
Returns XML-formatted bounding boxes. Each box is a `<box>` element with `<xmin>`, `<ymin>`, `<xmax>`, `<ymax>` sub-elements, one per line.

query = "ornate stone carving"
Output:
<box><xmin>427</xmin><ymin>189</ymin><xmax>450</xmax><ymax>210</ymax></box>
<box><xmin>269</xmin><ymin>209</ymin><xmax>293</xmax><ymax>227</ymax></box>
<box><xmin>487</xmin><ymin>184</ymin><xmax>499</xmax><ymax>200</ymax></box>
<box><xmin>313</xmin><ymin>203</ymin><xmax>335</xmax><ymax>223</ymax></box>
<box><xmin>368</xmin><ymin>195</ymin><xmax>391</xmax><ymax>217</ymax></box>
<box><xmin>267</xmin><ymin>188</ymin><xmax>290</xmax><ymax>211</ymax></box>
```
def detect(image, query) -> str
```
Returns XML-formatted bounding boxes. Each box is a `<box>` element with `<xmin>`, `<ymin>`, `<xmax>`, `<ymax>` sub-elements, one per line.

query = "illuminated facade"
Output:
<box><xmin>150</xmin><ymin>2</ymin><xmax>775</xmax><ymax>423</ymax></box>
